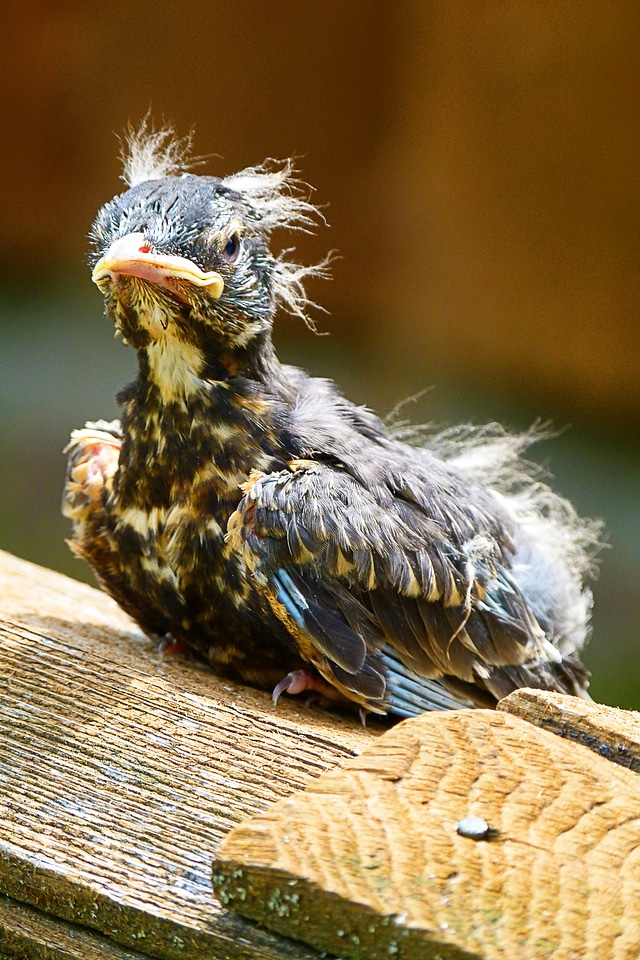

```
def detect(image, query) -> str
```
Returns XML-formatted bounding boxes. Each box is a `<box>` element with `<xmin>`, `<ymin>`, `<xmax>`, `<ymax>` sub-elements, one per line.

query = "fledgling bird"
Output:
<box><xmin>63</xmin><ymin>126</ymin><xmax>600</xmax><ymax>717</ymax></box>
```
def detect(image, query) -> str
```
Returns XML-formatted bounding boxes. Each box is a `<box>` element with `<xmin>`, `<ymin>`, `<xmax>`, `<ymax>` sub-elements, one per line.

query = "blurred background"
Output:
<box><xmin>0</xmin><ymin>2</ymin><xmax>638</xmax><ymax>705</ymax></box>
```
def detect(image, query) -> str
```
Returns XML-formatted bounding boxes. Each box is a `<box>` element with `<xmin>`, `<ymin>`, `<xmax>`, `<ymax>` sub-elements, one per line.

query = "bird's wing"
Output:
<box><xmin>226</xmin><ymin>461</ymin><xmax>562</xmax><ymax>713</ymax></box>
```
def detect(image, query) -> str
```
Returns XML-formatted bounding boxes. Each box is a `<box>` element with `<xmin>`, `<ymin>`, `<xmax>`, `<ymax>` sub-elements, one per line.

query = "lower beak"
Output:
<box><xmin>92</xmin><ymin>233</ymin><xmax>224</xmax><ymax>298</ymax></box>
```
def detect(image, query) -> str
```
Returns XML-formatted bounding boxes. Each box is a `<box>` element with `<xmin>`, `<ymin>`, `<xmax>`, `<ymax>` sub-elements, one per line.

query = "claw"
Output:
<box><xmin>358</xmin><ymin>706</ymin><xmax>370</xmax><ymax>727</ymax></box>
<box><xmin>272</xmin><ymin>669</ymin><xmax>315</xmax><ymax>705</ymax></box>
<box><xmin>272</xmin><ymin>668</ymin><xmax>358</xmax><ymax>713</ymax></box>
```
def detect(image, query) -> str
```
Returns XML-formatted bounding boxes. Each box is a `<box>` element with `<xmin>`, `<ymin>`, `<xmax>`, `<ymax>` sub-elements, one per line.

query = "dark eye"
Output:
<box><xmin>222</xmin><ymin>233</ymin><xmax>241</xmax><ymax>264</ymax></box>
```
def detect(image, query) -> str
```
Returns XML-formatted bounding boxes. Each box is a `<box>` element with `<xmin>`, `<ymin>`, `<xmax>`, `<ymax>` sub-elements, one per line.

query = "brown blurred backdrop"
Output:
<box><xmin>0</xmin><ymin>1</ymin><xmax>638</xmax><ymax>704</ymax></box>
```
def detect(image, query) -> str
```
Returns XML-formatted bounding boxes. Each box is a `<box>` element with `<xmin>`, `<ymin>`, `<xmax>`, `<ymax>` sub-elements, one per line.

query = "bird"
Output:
<box><xmin>63</xmin><ymin>124</ymin><xmax>600</xmax><ymax>718</ymax></box>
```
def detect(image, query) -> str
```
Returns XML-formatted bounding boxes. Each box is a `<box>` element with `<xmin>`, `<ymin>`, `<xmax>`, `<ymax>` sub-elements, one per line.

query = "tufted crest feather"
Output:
<box><xmin>223</xmin><ymin>158</ymin><xmax>333</xmax><ymax>327</ymax></box>
<box><xmin>222</xmin><ymin>158</ymin><xmax>322</xmax><ymax>233</ymax></box>
<box><xmin>120</xmin><ymin>118</ymin><xmax>199</xmax><ymax>187</ymax></box>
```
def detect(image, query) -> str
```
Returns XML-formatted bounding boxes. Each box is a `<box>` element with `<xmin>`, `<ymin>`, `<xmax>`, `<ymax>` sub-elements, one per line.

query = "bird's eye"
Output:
<box><xmin>222</xmin><ymin>233</ymin><xmax>241</xmax><ymax>264</ymax></box>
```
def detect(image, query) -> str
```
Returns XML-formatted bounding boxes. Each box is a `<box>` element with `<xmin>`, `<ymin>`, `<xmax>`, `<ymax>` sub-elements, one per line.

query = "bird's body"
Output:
<box><xmin>63</xmin><ymin>128</ymin><xmax>599</xmax><ymax>716</ymax></box>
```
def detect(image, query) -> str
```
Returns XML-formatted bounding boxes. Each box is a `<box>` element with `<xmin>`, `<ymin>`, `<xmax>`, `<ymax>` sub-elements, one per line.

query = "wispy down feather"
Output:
<box><xmin>223</xmin><ymin>158</ymin><xmax>333</xmax><ymax>327</ymax></box>
<box><xmin>120</xmin><ymin>118</ymin><xmax>200</xmax><ymax>187</ymax></box>
<box><xmin>120</xmin><ymin>121</ymin><xmax>322</xmax><ymax>234</ymax></box>
<box><xmin>222</xmin><ymin>158</ymin><xmax>322</xmax><ymax>234</ymax></box>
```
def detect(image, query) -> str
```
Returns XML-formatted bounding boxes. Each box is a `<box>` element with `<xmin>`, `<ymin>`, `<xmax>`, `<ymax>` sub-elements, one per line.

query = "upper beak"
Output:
<box><xmin>92</xmin><ymin>233</ymin><xmax>224</xmax><ymax>298</ymax></box>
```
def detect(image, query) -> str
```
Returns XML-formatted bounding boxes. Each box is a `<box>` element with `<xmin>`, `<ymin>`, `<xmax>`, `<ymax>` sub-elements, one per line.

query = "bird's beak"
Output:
<box><xmin>92</xmin><ymin>233</ymin><xmax>224</xmax><ymax>298</ymax></box>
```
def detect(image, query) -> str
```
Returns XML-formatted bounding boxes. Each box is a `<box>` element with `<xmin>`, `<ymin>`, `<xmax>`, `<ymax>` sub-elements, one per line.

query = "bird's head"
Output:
<box><xmin>90</xmin><ymin>125</ymin><xmax>328</xmax><ymax>383</ymax></box>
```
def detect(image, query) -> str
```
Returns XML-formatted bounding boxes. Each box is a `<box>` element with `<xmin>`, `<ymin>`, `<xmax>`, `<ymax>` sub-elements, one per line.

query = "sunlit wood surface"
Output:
<box><xmin>215</xmin><ymin>693</ymin><xmax>640</xmax><ymax>959</ymax></box>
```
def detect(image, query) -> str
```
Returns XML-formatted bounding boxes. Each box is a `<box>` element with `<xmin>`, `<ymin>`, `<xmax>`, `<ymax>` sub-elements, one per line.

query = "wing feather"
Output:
<box><xmin>227</xmin><ymin>461</ymin><xmax>566</xmax><ymax>712</ymax></box>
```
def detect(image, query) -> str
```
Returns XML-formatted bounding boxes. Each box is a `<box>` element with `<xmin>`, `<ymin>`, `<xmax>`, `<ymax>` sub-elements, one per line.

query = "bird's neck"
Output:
<box><xmin>114</xmin><ymin>334</ymin><xmax>287</xmax><ymax>508</ymax></box>
<box><xmin>135</xmin><ymin>330</ymin><xmax>283</xmax><ymax>402</ymax></box>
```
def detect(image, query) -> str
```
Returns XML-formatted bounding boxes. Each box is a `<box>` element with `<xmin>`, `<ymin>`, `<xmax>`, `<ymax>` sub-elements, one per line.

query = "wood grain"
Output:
<box><xmin>213</xmin><ymin>708</ymin><xmax>640</xmax><ymax>960</ymax></box>
<box><xmin>0</xmin><ymin>550</ymin><xmax>377</xmax><ymax>959</ymax></box>
<box><xmin>0</xmin><ymin>894</ymin><xmax>149</xmax><ymax>960</ymax></box>
<box><xmin>499</xmin><ymin>688</ymin><xmax>640</xmax><ymax>773</ymax></box>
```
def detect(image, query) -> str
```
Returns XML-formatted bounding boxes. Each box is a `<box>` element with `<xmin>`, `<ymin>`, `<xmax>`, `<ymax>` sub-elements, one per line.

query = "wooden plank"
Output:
<box><xmin>0</xmin><ymin>894</ymin><xmax>150</xmax><ymax>960</ymax></box>
<box><xmin>0</xmin><ymin>550</ymin><xmax>377</xmax><ymax>959</ymax></box>
<box><xmin>213</xmin><ymin>707</ymin><xmax>640</xmax><ymax>960</ymax></box>
<box><xmin>498</xmin><ymin>688</ymin><xmax>640</xmax><ymax>772</ymax></box>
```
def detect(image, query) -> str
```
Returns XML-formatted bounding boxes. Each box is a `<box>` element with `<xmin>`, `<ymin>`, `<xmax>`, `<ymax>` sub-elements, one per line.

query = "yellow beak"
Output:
<box><xmin>92</xmin><ymin>233</ymin><xmax>224</xmax><ymax>298</ymax></box>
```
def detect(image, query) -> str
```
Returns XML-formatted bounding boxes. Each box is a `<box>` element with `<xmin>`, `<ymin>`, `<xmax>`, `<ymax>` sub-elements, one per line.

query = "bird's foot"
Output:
<box><xmin>158</xmin><ymin>633</ymin><xmax>185</xmax><ymax>656</ymax></box>
<box><xmin>273</xmin><ymin>670</ymin><xmax>372</xmax><ymax>725</ymax></box>
<box><xmin>272</xmin><ymin>669</ymin><xmax>351</xmax><ymax>708</ymax></box>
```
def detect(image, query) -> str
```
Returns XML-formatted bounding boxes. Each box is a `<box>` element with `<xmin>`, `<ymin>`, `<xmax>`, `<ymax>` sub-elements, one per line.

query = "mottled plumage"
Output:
<box><xmin>63</xmin><ymin>127</ymin><xmax>600</xmax><ymax>717</ymax></box>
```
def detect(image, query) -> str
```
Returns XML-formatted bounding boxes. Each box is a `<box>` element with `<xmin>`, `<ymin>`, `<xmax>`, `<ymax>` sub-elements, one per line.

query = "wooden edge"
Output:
<box><xmin>0</xmin><ymin>852</ymin><xmax>224</xmax><ymax>960</ymax></box>
<box><xmin>497</xmin><ymin>688</ymin><xmax>640</xmax><ymax>773</ymax></box>
<box><xmin>0</xmin><ymin>893</ymin><xmax>150</xmax><ymax>960</ymax></box>
<box><xmin>0</xmin><ymin>835</ymin><xmax>325</xmax><ymax>960</ymax></box>
<box><xmin>212</xmin><ymin>867</ymin><xmax>479</xmax><ymax>960</ymax></box>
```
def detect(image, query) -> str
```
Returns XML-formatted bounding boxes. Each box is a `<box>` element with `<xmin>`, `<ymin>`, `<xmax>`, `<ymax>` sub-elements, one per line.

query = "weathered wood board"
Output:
<box><xmin>4</xmin><ymin>548</ymin><xmax>639</xmax><ymax>960</ymax></box>
<box><xmin>0</xmin><ymin>550</ymin><xmax>377</xmax><ymax>959</ymax></box>
<box><xmin>499</xmin><ymin>687</ymin><xmax>640</xmax><ymax>772</ymax></box>
<box><xmin>213</xmin><ymin>706</ymin><xmax>640</xmax><ymax>960</ymax></box>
